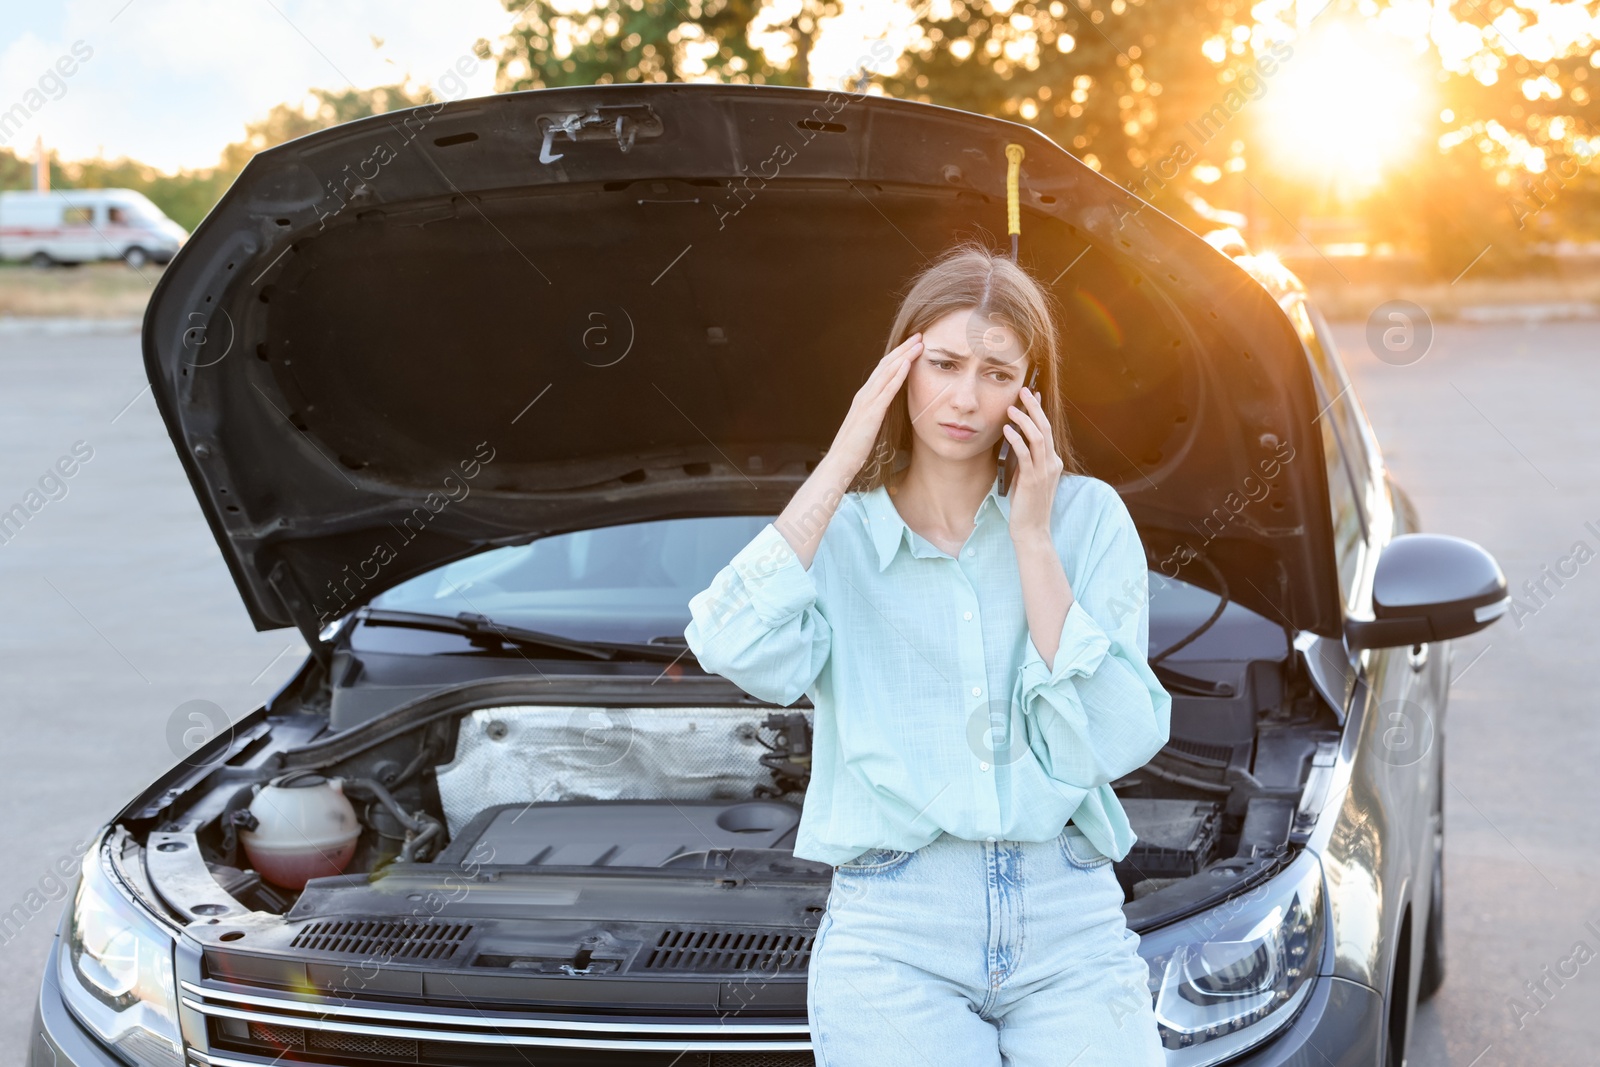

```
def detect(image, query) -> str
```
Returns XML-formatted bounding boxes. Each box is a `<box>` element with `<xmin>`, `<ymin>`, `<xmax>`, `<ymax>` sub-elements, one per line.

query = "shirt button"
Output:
<box><xmin>966</xmin><ymin>548</ymin><xmax>976</xmax><ymax>558</ymax></box>
<box><xmin>980</xmin><ymin>761</ymin><xmax>990</xmax><ymax>771</ymax></box>
<box><xmin>971</xmin><ymin>686</ymin><xmax>982</xmax><ymax>696</ymax></box>
<box><xmin>963</xmin><ymin>611</ymin><xmax>973</xmax><ymax>621</ymax></box>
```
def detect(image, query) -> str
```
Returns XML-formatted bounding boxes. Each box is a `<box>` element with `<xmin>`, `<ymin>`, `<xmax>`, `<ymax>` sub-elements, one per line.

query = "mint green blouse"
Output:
<box><xmin>682</xmin><ymin>471</ymin><xmax>1172</xmax><ymax>867</ymax></box>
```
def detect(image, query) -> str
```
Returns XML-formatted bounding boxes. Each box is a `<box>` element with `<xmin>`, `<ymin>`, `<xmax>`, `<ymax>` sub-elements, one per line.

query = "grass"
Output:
<box><xmin>0</xmin><ymin>260</ymin><xmax>163</xmax><ymax>319</ymax></box>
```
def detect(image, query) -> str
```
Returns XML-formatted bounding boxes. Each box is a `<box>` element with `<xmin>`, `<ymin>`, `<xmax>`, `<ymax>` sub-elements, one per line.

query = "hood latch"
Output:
<box><xmin>538</xmin><ymin>104</ymin><xmax>663</xmax><ymax>164</ymax></box>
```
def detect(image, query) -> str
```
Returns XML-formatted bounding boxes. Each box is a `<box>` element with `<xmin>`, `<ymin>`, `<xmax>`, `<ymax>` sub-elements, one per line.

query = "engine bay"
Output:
<box><xmin>126</xmin><ymin>642</ymin><xmax>1338</xmax><ymax>947</ymax></box>
<box><xmin>100</xmin><ymin>575</ymin><xmax>1352</xmax><ymax>1021</ymax></box>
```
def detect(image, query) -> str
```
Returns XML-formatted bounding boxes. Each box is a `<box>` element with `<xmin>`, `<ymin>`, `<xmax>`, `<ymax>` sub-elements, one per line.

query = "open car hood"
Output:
<box><xmin>142</xmin><ymin>83</ymin><xmax>1344</xmax><ymax>646</ymax></box>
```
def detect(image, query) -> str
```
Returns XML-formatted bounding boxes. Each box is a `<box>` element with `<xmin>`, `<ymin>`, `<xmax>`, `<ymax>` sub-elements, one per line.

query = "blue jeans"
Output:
<box><xmin>808</xmin><ymin>826</ymin><xmax>1166</xmax><ymax>1066</ymax></box>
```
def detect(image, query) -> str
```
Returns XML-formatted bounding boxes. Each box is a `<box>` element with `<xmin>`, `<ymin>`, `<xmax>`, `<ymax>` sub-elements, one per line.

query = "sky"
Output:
<box><xmin>0</xmin><ymin>0</ymin><xmax>909</xmax><ymax>174</ymax></box>
<box><xmin>0</xmin><ymin>0</ymin><xmax>550</xmax><ymax>172</ymax></box>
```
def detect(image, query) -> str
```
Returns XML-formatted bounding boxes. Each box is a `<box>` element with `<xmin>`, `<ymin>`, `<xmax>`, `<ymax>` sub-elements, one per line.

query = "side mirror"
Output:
<box><xmin>1345</xmin><ymin>533</ymin><xmax>1508</xmax><ymax>652</ymax></box>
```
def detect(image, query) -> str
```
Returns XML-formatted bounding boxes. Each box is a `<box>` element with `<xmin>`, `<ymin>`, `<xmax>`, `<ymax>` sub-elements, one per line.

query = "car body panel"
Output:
<box><xmin>1234</xmin><ymin>976</ymin><xmax>1384</xmax><ymax>1066</ymax></box>
<box><xmin>1281</xmin><ymin>305</ymin><xmax>1445</xmax><ymax>1064</ymax></box>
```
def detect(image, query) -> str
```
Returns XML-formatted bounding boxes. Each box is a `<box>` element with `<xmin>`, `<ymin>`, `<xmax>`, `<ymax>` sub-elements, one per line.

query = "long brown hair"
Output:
<box><xmin>848</xmin><ymin>239</ymin><xmax>1084</xmax><ymax>494</ymax></box>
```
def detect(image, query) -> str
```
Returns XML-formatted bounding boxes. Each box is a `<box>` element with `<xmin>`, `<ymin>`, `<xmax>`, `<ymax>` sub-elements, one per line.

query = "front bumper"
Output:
<box><xmin>30</xmin><ymin>840</ymin><xmax>1382</xmax><ymax>1067</ymax></box>
<box><xmin>32</xmin><ymin>931</ymin><xmax>1383</xmax><ymax>1067</ymax></box>
<box><xmin>1230</xmin><ymin>973</ymin><xmax>1384</xmax><ymax>1067</ymax></box>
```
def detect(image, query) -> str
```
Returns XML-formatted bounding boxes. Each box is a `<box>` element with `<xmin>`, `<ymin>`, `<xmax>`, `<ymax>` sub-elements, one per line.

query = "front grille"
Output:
<box><xmin>201</xmin><ymin>1044</ymin><xmax>815</xmax><ymax>1067</ymax></box>
<box><xmin>643</xmin><ymin>928</ymin><xmax>813</xmax><ymax>973</ymax></box>
<box><xmin>307</xmin><ymin>1029</ymin><xmax>420</xmax><ymax>1058</ymax></box>
<box><xmin>245</xmin><ymin>1021</ymin><xmax>302</xmax><ymax>1049</ymax></box>
<box><xmin>289</xmin><ymin>918</ymin><xmax>474</xmax><ymax>961</ymax></box>
<box><xmin>184</xmin><ymin>978</ymin><xmax>814</xmax><ymax>1066</ymax></box>
<box><xmin>243</xmin><ymin>1020</ymin><xmax>423</xmax><ymax>1059</ymax></box>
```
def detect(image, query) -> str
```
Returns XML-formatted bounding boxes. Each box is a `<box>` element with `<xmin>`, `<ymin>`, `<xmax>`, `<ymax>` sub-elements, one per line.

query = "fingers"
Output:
<box><xmin>1026</xmin><ymin>389</ymin><xmax>1068</xmax><ymax>480</ymax></box>
<box><xmin>1006</xmin><ymin>392</ymin><xmax>1045</xmax><ymax>447</ymax></box>
<box><xmin>1019</xmin><ymin>385</ymin><xmax>1048</xmax><ymax>428</ymax></box>
<box><xmin>880</xmin><ymin>331</ymin><xmax>923</xmax><ymax>370</ymax></box>
<box><xmin>868</xmin><ymin>332</ymin><xmax>920</xmax><ymax>401</ymax></box>
<box><xmin>1000</xmin><ymin>424</ymin><xmax>1032</xmax><ymax>466</ymax></box>
<box><xmin>896</xmin><ymin>333</ymin><xmax>922</xmax><ymax>368</ymax></box>
<box><xmin>1005</xmin><ymin>407</ymin><xmax>1038</xmax><ymax>445</ymax></box>
<box><xmin>1006</xmin><ymin>388</ymin><xmax>1064</xmax><ymax>480</ymax></box>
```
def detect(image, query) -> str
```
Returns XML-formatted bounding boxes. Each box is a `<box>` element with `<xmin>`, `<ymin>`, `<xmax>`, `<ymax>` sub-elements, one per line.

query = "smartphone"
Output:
<box><xmin>1000</xmin><ymin>364</ymin><xmax>1040</xmax><ymax>495</ymax></box>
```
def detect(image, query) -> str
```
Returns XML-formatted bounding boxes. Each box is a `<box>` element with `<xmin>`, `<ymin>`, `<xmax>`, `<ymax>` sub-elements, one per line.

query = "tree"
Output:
<box><xmin>0</xmin><ymin>83</ymin><xmax>438</xmax><ymax>233</ymax></box>
<box><xmin>488</xmin><ymin>0</ymin><xmax>845</xmax><ymax>90</ymax></box>
<box><xmin>882</xmin><ymin>0</ymin><xmax>1288</xmax><ymax>232</ymax></box>
<box><xmin>1386</xmin><ymin>1</ymin><xmax>1600</xmax><ymax>273</ymax></box>
<box><xmin>886</xmin><ymin>0</ymin><xmax>1600</xmax><ymax>274</ymax></box>
<box><xmin>0</xmin><ymin>147</ymin><xmax>36</xmax><ymax>190</ymax></box>
<box><xmin>215</xmin><ymin>82</ymin><xmax>438</xmax><ymax>175</ymax></box>
<box><xmin>12</xmin><ymin>0</ymin><xmax>1596</xmax><ymax>269</ymax></box>
<box><xmin>483</xmin><ymin>0</ymin><xmax>1294</xmax><ymax>237</ymax></box>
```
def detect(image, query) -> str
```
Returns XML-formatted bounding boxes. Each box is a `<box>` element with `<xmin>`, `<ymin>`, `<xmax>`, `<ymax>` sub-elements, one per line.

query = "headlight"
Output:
<box><xmin>1137</xmin><ymin>850</ymin><xmax>1325</xmax><ymax>1066</ymax></box>
<box><xmin>62</xmin><ymin>829</ymin><xmax>184</xmax><ymax>1067</ymax></box>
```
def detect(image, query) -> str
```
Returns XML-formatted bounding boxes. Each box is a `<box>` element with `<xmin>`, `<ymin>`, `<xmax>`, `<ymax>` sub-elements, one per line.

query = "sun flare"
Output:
<box><xmin>1257</xmin><ymin>19</ymin><xmax>1435</xmax><ymax>192</ymax></box>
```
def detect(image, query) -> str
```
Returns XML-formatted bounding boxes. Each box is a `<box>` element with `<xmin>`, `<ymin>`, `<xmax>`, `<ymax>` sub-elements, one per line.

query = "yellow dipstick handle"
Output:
<box><xmin>1005</xmin><ymin>143</ymin><xmax>1025</xmax><ymax>237</ymax></box>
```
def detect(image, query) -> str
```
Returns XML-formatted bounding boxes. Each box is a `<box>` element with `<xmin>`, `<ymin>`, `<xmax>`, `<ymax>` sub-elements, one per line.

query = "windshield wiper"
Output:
<box><xmin>350</xmin><ymin>612</ymin><xmax>1234</xmax><ymax>718</ymax></box>
<box><xmin>358</xmin><ymin>608</ymin><xmax>694</xmax><ymax>663</ymax></box>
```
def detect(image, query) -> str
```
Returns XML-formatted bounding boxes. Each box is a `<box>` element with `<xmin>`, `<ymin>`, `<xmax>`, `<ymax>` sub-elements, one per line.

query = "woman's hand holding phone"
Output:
<box><xmin>1001</xmin><ymin>384</ymin><xmax>1064</xmax><ymax>547</ymax></box>
<box><xmin>773</xmin><ymin>332</ymin><xmax>923</xmax><ymax>568</ymax></box>
<box><xmin>1000</xmin><ymin>363</ymin><xmax>1040</xmax><ymax>495</ymax></box>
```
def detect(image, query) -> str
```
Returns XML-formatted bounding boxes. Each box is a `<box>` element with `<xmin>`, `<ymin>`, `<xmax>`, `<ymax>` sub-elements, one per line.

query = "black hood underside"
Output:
<box><xmin>142</xmin><ymin>83</ymin><xmax>1343</xmax><ymax>642</ymax></box>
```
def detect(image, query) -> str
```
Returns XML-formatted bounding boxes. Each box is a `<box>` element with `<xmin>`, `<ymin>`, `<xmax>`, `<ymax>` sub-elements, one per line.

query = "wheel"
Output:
<box><xmin>123</xmin><ymin>246</ymin><xmax>150</xmax><ymax>269</ymax></box>
<box><xmin>1417</xmin><ymin>750</ymin><xmax>1446</xmax><ymax>1000</ymax></box>
<box><xmin>29</xmin><ymin>251</ymin><xmax>53</xmax><ymax>268</ymax></box>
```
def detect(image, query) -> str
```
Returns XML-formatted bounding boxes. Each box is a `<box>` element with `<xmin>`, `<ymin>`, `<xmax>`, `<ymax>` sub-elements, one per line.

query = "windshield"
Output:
<box><xmin>369</xmin><ymin>515</ymin><xmax>773</xmax><ymax>645</ymax></box>
<box><xmin>368</xmin><ymin>514</ymin><xmax>1274</xmax><ymax>655</ymax></box>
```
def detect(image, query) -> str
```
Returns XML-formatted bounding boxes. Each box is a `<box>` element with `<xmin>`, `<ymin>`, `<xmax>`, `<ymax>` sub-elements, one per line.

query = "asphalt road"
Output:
<box><xmin>1</xmin><ymin>319</ymin><xmax>1596</xmax><ymax>1064</ymax></box>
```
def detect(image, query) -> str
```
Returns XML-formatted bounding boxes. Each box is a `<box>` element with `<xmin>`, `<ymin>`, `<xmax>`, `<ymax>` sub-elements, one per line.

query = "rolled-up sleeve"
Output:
<box><xmin>684</xmin><ymin>522</ymin><xmax>832</xmax><ymax>707</ymax></box>
<box><xmin>1013</xmin><ymin>488</ymin><xmax>1172</xmax><ymax>790</ymax></box>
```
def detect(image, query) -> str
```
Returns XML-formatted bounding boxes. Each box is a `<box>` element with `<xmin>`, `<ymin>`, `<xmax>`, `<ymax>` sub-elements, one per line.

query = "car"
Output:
<box><xmin>27</xmin><ymin>81</ymin><xmax>1508</xmax><ymax>1067</ymax></box>
<box><xmin>0</xmin><ymin>188</ymin><xmax>187</xmax><ymax>268</ymax></box>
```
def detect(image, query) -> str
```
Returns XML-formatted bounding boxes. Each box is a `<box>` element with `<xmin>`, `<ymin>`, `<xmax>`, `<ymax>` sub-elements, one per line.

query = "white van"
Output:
<box><xmin>0</xmin><ymin>188</ymin><xmax>187</xmax><ymax>268</ymax></box>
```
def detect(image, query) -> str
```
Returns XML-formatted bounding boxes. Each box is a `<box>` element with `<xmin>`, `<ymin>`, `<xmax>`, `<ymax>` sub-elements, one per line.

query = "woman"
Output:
<box><xmin>683</xmin><ymin>241</ymin><xmax>1172</xmax><ymax>1066</ymax></box>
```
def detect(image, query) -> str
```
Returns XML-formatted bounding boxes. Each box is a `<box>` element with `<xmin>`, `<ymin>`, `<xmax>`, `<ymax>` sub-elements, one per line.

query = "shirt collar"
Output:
<box><xmin>861</xmin><ymin>470</ymin><xmax>1012</xmax><ymax>571</ymax></box>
